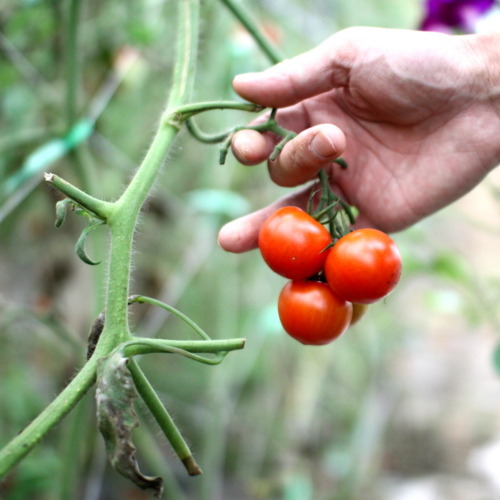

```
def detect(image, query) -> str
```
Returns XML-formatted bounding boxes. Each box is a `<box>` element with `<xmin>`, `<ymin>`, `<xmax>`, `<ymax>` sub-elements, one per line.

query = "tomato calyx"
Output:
<box><xmin>307</xmin><ymin>169</ymin><xmax>356</xmax><ymax>243</ymax></box>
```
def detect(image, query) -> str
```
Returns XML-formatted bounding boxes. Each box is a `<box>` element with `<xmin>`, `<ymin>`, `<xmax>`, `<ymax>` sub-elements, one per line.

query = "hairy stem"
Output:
<box><xmin>0</xmin><ymin>0</ymin><xmax>202</xmax><ymax>478</ymax></box>
<box><xmin>127</xmin><ymin>358</ymin><xmax>202</xmax><ymax>476</ymax></box>
<box><xmin>129</xmin><ymin>295</ymin><xmax>211</xmax><ymax>340</ymax></box>
<box><xmin>0</xmin><ymin>357</ymin><xmax>98</xmax><ymax>478</ymax></box>
<box><xmin>45</xmin><ymin>173</ymin><xmax>113</xmax><ymax>220</ymax></box>
<box><xmin>96</xmin><ymin>0</ymin><xmax>201</xmax><ymax>349</ymax></box>
<box><xmin>122</xmin><ymin>338</ymin><xmax>246</xmax><ymax>358</ymax></box>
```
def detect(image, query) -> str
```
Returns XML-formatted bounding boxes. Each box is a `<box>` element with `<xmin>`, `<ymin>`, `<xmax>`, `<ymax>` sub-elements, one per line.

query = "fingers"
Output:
<box><xmin>227</xmin><ymin>123</ymin><xmax>346</xmax><ymax>254</ymax></box>
<box><xmin>231</xmin><ymin>129</ymin><xmax>274</xmax><ymax>165</ymax></box>
<box><xmin>269</xmin><ymin>124</ymin><xmax>346</xmax><ymax>186</ymax></box>
<box><xmin>232</xmin><ymin>31</ymin><xmax>355</xmax><ymax>108</ymax></box>
<box><xmin>217</xmin><ymin>186</ymin><xmax>379</xmax><ymax>254</ymax></box>
<box><xmin>217</xmin><ymin>186</ymin><xmax>313</xmax><ymax>254</ymax></box>
<box><xmin>231</xmin><ymin>124</ymin><xmax>346</xmax><ymax>186</ymax></box>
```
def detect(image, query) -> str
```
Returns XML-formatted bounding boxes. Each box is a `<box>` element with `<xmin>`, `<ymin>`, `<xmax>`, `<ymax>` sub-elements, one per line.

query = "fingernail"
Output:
<box><xmin>310</xmin><ymin>131</ymin><xmax>337</xmax><ymax>159</ymax></box>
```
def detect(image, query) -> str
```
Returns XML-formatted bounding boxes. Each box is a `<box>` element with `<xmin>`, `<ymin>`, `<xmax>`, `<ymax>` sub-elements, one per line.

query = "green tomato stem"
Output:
<box><xmin>128</xmin><ymin>295</ymin><xmax>211</xmax><ymax>341</ymax></box>
<box><xmin>95</xmin><ymin>0</ymin><xmax>201</xmax><ymax>350</ymax></box>
<box><xmin>176</xmin><ymin>100</ymin><xmax>263</xmax><ymax>118</ymax></box>
<box><xmin>0</xmin><ymin>357</ymin><xmax>98</xmax><ymax>478</ymax></box>
<box><xmin>218</xmin><ymin>0</ymin><xmax>284</xmax><ymax>65</ymax></box>
<box><xmin>0</xmin><ymin>0</ymin><xmax>203</xmax><ymax>479</ymax></box>
<box><xmin>45</xmin><ymin>173</ymin><xmax>113</xmax><ymax>220</ymax></box>
<box><xmin>126</xmin><ymin>358</ymin><xmax>202</xmax><ymax>476</ymax></box>
<box><xmin>121</xmin><ymin>338</ymin><xmax>246</xmax><ymax>358</ymax></box>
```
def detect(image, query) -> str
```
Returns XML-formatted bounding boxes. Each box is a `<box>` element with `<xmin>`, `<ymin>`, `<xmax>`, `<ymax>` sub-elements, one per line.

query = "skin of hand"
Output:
<box><xmin>218</xmin><ymin>27</ymin><xmax>500</xmax><ymax>253</ymax></box>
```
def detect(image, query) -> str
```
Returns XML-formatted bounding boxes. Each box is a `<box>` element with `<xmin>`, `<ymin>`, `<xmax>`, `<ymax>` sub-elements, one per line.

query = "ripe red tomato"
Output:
<box><xmin>278</xmin><ymin>280</ymin><xmax>352</xmax><ymax>345</ymax></box>
<box><xmin>258</xmin><ymin>206</ymin><xmax>332</xmax><ymax>280</ymax></box>
<box><xmin>325</xmin><ymin>228</ymin><xmax>402</xmax><ymax>304</ymax></box>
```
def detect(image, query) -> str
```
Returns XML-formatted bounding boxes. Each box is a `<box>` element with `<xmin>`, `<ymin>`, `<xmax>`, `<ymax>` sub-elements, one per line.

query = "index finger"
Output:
<box><xmin>232</xmin><ymin>33</ymin><xmax>354</xmax><ymax>108</ymax></box>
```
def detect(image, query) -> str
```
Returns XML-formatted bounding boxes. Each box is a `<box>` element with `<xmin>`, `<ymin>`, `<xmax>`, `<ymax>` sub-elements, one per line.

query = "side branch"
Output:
<box><xmin>173</xmin><ymin>100</ymin><xmax>264</xmax><ymax>120</ymax></box>
<box><xmin>45</xmin><ymin>173</ymin><xmax>114</xmax><ymax>220</ymax></box>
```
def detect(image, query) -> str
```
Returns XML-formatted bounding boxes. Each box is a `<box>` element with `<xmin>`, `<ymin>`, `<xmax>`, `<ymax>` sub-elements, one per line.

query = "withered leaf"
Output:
<box><xmin>96</xmin><ymin>352</ymin><xmax>164</xmax><ymax>498</ymax></box>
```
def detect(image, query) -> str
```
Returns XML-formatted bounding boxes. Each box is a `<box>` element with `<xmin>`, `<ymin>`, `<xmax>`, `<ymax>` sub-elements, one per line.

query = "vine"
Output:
<box><xmin>0</xmin><ymin>0</ymin><xmax>348</xmax><ymax>495</ymax></box>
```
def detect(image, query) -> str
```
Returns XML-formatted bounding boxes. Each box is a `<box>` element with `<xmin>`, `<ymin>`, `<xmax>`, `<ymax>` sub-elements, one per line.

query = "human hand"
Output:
<box><xmin>218</xmin><ymin>27</ymin><xmax>500</xmax><ymax>253</ymax></box>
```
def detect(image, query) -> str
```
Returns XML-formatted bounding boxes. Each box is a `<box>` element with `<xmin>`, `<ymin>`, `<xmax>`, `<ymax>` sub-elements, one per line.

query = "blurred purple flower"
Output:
<box><xmin>420</xmin><ymin>0</ymin><xmax>496</xmax><ymax>33</ymax></box>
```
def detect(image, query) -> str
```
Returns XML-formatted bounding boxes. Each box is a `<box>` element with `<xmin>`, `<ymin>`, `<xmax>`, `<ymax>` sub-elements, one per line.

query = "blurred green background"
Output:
<box><xmin>1</xmin><ymin>1</ymin><xmax>500</xmax><ymax>499</ymax></box>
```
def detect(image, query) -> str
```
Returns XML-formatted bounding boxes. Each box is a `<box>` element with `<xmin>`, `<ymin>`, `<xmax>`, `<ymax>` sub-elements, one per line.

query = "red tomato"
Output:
<box><xmin>258</xmin><ymin>207</ymin><xmax>332</xmax><ymax>280</ymax></box>
<box><xmin>325</xmin><ymin>228</ymin><xmax>402</xmax><ymax>304</ymax></box>
<box><xmin>278</xmin><ymin>280</ymin><xmax>352</xmax><ymax>345</ymax></box>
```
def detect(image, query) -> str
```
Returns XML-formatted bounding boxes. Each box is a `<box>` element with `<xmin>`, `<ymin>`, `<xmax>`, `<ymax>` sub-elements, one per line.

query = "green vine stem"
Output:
<box><xmin>0</xmin><ymin>355</ymin><xmax>98</xmax><ymax>477</ymax></box>
<box><xmin>129</xmin><ymin>295</ymin><xmax>211</xmax><ymax>341</ymax></box>
<box><xmin>121</xmin><ymin>338</ymin><xmax>246</xmax><ymax>361</ymax></box>
<box><xmin>66</xmin><ymin>0</ymin><xmax>82</xmax><ymax>129</ymax></box>
<box><xmin>219</xmin><ymin>0</ymin><xmax>284</xmax><ymax>65</ymax></box>
<box><xmin>92</xmin><ymin>0</ymin><xmax>201</xmax><ymax>352</ymax></box>
<box><xmin>45</xmin><ymin>173</ymin><xmax>112</xmax><ymax>220</ymax></box>
<box><xmin>175</xmin><ymin>100</ymin><xmax>264</xmax><ymax>118</ymax></box>
<box><xmin>0</xmin><ymin>0</ymin><xmax>202</xmax><ymax>479</ymax></box>
<box><xmin>126</xmin><ymin>358</ymin><xmax>203</xmax><ymax>476</ymax></box>
<box><xmin>0</xmin><ymin>0</ymin><xmax>290</xmax><ymax>483</ymax></box>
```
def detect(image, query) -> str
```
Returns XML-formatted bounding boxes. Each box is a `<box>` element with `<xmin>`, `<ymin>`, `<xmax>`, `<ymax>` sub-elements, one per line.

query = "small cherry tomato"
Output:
<box><xmin>278</xmin><ymin>280</ymin><xmax>352</xmax><ymax>345</ymax></box>
<box><xmin>258</xmin><ymin>206</ymin><xmax>332</xmax><ymax>280</ymax></box>
<box><xmin>349</xmin><ymin>303</ymin><xmax>368</xmax><ymax>326</ymax></box>
<box><xmin>325</xmin><ymin>228</ymin><xmax>402</xmax><ymax>304</ymax></box>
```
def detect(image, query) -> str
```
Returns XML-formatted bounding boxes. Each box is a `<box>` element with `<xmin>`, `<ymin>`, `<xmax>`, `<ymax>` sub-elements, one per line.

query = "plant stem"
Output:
<box><xmin>45</xmin><ymin>173</ymin><xmax>113</xmax><ymax>220</ymax></box>
<box><xmin>0</xmin><ymin>0</ymin><xmax>203</xmax><ymax>479</ymax></box>
<box><xmin>0</xmin><ymin>357</ymin><xmax>98</xmax><ymax>478</ymax></box>
<box><xmin>129</xmin><ymin>295</ymin><xmax>211</xmax><ymax>340</ymax></box>
<box><xmin>55</xmin><ymin>393</ymin><xmax>91</xmax><ymax>500</ymax></box>
<box><xmin>94</xmin><ymin>0</ymin><xmax>201</xmax><ymax>351</ymax></box>
<box><xmin>127</xmin><ymin>358</ymin><xmax>202</xmax><ymax>476</ymax></box>
<box><xmin>219</xmin><ymin>0</ymin><xmax>284</xmax><ymax>64</ymax></box>
<box><xmin>66</xmin><ymin>0</ymin><xmax>81</xmax><ymax>128</ymax></box>
<box><xmin>122</xmin><ymin>338</ymin><xmax>246</xmax><ymax>358</ymax></box>
<box><xmin>175</xmin><ymin>100</ymin><xmax>263</xmax><ymax>118</ymax></box>
<box><xmin>66</xmin><ymin>0</ymin><xmax>96</xmax><ymax>193</ymax></box>
<box><xmin>118</xmin><ymin>0</ymin><xmax>199</xmax><ymax>213</ymax></box>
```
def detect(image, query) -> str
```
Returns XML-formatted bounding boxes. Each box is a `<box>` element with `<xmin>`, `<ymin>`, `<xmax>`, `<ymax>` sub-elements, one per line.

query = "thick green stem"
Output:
<box><xmin>96</xmin><ymin>0</ymin><xmax>201</xmax><ymax>348</ymax></box>
<box><xmin>118</xmin><ymin>0</ymin><xmax>199</xmax><ymax>213</ymax></box>
<box><xmin>0</xmin><ymin>357</ymin><xmax>98</xmax><ymax>478</ymax></box>
<box><xmin>95</xmin><ymin>222</ymin><xmax>136</xmax><ymax>346</ymax></box>
<box><xmin>0</xmin><ymin>0</ymin><xmax>202</xmax><ymax>479</ymax></box>
<box><xmin>115</xmin><ymin>123</ymin><xmax>179</xmax><ymax>216</ymax></box>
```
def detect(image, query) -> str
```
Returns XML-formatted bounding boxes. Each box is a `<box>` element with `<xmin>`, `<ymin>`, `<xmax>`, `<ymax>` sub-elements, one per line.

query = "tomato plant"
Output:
<box><xmin>258</xmin><ymin>206</ymin><xmax>332</xmax><ymax>280</ymax></box>
<box><xmin>325</xmin><ymin>228</ymin><xmax>402</xmax><ymax>304</ymax></box>
<box><xmin>278</xmin><ymin>280</ymin><xmax>352</xmax><ymax>345</ymax></box>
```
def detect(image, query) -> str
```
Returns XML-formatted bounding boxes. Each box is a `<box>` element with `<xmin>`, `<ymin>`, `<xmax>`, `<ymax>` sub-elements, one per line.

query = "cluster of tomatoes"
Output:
<box><xmin>258</xmin><ymin>206</ymin><xmax>402</xmax><ymax>345</ymax></box>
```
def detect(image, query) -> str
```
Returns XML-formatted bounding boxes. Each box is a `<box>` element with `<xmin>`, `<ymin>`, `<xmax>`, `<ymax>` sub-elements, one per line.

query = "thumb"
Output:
<box><xmin>233</xmin><ymin>31</ymin><xmax>355</xmax><ymax>108</ymax></box>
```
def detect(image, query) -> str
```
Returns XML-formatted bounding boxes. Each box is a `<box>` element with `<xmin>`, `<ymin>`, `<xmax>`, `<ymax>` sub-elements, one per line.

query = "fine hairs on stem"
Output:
<box><xmin>0</xmin><ymin>0</ymin><xmax>280</xmax><ymax>493</ymax></box>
